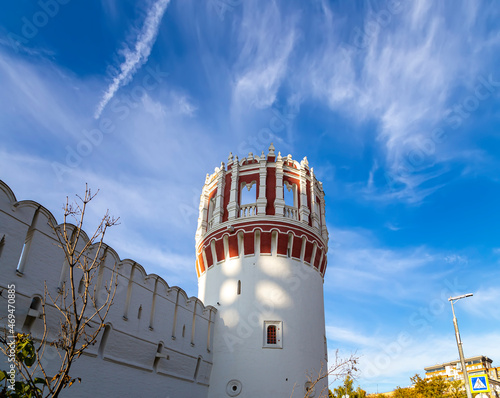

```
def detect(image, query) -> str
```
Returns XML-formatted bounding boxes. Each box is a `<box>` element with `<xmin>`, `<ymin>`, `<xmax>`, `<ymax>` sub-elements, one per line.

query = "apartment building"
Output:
<box><xmin>425</xmin><ymin>355</ymin><xmax>500</xmax><ymax>397</ymax></box>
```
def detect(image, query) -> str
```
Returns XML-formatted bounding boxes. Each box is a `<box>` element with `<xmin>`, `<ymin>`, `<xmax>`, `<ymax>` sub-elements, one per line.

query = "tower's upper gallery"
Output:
<box><xmin>195</xmin><ymin>144</ymin><xmax>329</xmax><ymax>247</ymax></box>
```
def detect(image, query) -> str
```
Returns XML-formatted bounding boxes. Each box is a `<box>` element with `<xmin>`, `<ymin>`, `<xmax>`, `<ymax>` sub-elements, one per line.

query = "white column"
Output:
<box><xmin>256</xmin><ymin>152</ymin><xmax>267</xmax><ymax>215</ymax></box>
<box><xmin>310</xmin><ymin>168</ymin><xmax>320</xmax><ymax>230</ymax></box>
<box><xmin>195</xmin><ymin>175</ymin><xmax>210</xmax><ymax>241</ymax></box>
<box><xmin>227</xmin><ymin>156</ymin><xmax>240</xmax><ymax>220</ymax></box>
<box><xmin>212</xmin><ymin>162</ymin><xmax>226</xmax><ymax>226</ymax></box>
<box><xmin>319</xmin><ymin>183</ymin><xmax>329</xmax><ymax>242</ymax></box>
<box><xmin>274</xmin><ymin>152</ymin><xmax>285</xmax><ymax>217</ymax></box>
<box><xmin>299</xmin><ymin>157</ymin><xmax>310</xmax><ymax>224</ymax></box>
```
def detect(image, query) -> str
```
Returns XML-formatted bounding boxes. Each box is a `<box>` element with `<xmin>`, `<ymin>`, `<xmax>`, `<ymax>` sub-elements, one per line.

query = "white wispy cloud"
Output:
<box><xmin>0</xmin><ymin>37</ymin><xmax>55</xmax><ymax>57</ymax></box>
<box><xmin>462</xmin><ymin>287</ymin><xmax>500</xmax><ymax>320</ymax></box>
<box><xmin>94</xmin><ymin>0</ymin><xmax>170</xmax><ymax>119</ymax></box>
<box><xmin>141</xmin><ymin>91</ymin><xmax>197</xmax><ymax>118</ymax></box>
<box><xmin>0</xmin><ymin>51</ymin><xmax>92</xmax><ymax>140</ymax></box>
<box><xmin>322</xmin><ymin>225</ymin><xmax>491</xmax><ymax>314</ymax></box>
<box><xmin>366</xmin><ymin>161</ymin><xmax>379</xmax><ymax>191</ymax></box>
<box><xmin>0</xmin><ymin>150</ymin><xmax>200</xmax><ymax>295</ymax></box>
<box><xmin>110</xmin><ymin>235</ymin><xmax>198</xmax><ymax>295</ymax></box>
<box><xmin>231</xmin><ymin>3</ymin><xmax>296</xmax><ymax>112</ymax></box>
<box><xmin>297</xmin><ymin>1</ymin><xmax>500</xmax><ymax>203</ymax></box>
<box><xmin>326</xmin><ymin>325</ymin><xmax>377</xmax><ymax>347</ymax></box>
<box><xmin>444</xmin><ymin>254</ymin><xmax>469</xmax><ymax>265</ymax></box>
<box><xmin>356</xmin><ymin>334</ymin><xmax>456</xmax><ymax>383</ymax></box>
<box><xmin>327</xmin><ymin>325</ymin><xmax>500</xmax><ymax>392</ymax></box>
<box><xmin>326</xmin><ymin>226</ymin><xmax>439</xmax><ymax>299</ymax></box>
<box><xmin>385</xmin><ymin>222</ymin><xmax>401</xmax><ymax>231</ymax></box>
<box><xmin>362</xmin><ymin>331</ymin><xmax>500</xmax><ymax>381</ymax></box>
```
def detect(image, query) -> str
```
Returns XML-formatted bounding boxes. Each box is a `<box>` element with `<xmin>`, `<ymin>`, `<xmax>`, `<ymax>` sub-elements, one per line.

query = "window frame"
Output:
<box><xmin>263</xmin><ymin>320</ymin><xmax>283</xmax><ymax>349</ymax></box>
<box><xmin>239</xmin><ymin>181</ymin><xmax>257</xmax><ymax>206</ymax></box>
<box><xmin>283</xmin><ymin>181</ymin><xmax>297</xmax><ymax>208</ymax></box>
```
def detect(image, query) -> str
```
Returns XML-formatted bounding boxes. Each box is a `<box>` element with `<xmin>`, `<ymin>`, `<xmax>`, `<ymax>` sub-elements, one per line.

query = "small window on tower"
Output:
<box><xmin>263</xmin><ymin>321</ymin><xmax>282</xmax><ymax>348</ymax></box>
<box><xmin>284</xmin><ymin>181</ymin><xmax>295</xmax><ymax>207</ymax></box>
<box><xmin>267</xmin><ymin>325</ymin><xmax>276</xmax><ymax>344</ymax></box>
<box><xmin>240</xmin><ymin>181</ymin><xmax>256</xmax><ymax>206</ymax></box>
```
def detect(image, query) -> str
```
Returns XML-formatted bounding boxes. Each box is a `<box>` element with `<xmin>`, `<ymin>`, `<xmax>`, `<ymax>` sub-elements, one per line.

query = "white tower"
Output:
<box><xmin>195</xmin><ymin>145</ymin><xmax>329</xmax><ymax>398</ymax></box>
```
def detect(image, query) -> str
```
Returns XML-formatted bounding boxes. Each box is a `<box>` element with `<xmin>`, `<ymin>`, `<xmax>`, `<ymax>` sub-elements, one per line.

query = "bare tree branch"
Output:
<box><xmin>1</xmin><ymin>186</ymin><xmax>119</xmax><ymax>398</ymax></box>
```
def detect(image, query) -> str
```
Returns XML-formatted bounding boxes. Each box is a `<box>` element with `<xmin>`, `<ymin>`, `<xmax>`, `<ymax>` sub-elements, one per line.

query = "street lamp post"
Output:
<box><xmin>449</xmin><ymin>293</ymin><xmax>473</xmax><ymax>398</ymax></box>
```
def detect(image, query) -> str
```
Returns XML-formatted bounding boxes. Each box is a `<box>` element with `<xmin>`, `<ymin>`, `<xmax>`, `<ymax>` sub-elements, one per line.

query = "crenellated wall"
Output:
<box><xmin>0</xmin><ymin>180</ymin><xmax>216</xmax><ymax>398</ymax></box>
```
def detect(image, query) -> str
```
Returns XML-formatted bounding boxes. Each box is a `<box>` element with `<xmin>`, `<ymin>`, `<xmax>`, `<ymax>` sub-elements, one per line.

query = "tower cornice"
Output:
<box><xmin>198</xmin><ymin>217</ymin><xmax>328</xmax><ymax>250</ymax></box>
<box><xmin>194</xmin><ymin>146</ymin><xmax>330</xmax><ymax>281</ymax></box>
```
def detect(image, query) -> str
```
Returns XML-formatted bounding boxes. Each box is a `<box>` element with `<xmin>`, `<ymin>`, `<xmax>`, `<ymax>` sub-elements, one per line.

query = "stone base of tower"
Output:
<box><xmin>200</xmin><ymin>252</ymin><xmax>328</xmax><ymax>398</ymax></box>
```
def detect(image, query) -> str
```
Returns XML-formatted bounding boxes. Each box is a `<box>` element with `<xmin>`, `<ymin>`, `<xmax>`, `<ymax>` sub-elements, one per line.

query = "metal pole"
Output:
<box><xmin>450</xmin><ymin>298</ymin><xmax>473</xmax><ymax>398</ymax></box>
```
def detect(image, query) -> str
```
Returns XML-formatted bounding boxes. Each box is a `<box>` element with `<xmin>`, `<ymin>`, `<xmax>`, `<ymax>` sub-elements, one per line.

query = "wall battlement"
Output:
<box><xmin>0</xmin><ymin>180</ymin><xmax>216</xmax><ymax>397</ymax></box>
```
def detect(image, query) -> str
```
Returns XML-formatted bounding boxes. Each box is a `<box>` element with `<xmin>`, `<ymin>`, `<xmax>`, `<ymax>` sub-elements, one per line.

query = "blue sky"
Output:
<box><xmin>1</xmin><ymin>0</ymin><xmax>500</xmax><ymax>393</ymax></box>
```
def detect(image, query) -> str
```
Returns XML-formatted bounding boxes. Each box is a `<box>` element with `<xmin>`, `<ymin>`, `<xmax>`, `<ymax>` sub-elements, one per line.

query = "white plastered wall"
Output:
<box><xmin>0</xmin><ymin>181</ymin><xmax>215</xmax><ymax>398</ymax></box>
<box><xmin>199</xmin><ymin>249</ymin><xmax>327</xmax><ymax>398</ymax></box>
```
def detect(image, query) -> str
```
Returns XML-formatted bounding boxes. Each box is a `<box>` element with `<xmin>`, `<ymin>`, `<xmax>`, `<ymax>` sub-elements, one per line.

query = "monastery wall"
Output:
<box><xmin>0</xmin><ymin>180</ymin><xmax>215</xmax><ymax>398</ymax></box>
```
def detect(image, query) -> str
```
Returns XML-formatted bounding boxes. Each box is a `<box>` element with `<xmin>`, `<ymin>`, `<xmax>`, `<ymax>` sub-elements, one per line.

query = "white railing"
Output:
<box><xmin>240</xmin><ymin>203</ymin><xmax>257</xmax><ymax>218</ymax></box>
<box><xmin>283</xmin><ymin>205</ymin><xmax>298</xmax><ymax>220</ymax></box>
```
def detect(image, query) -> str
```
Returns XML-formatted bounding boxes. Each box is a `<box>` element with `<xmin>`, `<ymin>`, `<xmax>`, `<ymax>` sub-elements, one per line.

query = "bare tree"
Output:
<box><xmin>290</xmin><ymin>351</ymin><xmax>360</xmax><ymax>398</ymax></box>
<box><xmin>1</xmin><ymin>186</ymin><xmax>119</xmax><ymax>398</ymax></box>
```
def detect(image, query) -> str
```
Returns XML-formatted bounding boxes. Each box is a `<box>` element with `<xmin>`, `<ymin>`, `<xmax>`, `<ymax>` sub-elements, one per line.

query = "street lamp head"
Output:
<box><xmin>448</xmin><ymin>293</ymin><xmax>473</xmax><ymax>302</ymax></box>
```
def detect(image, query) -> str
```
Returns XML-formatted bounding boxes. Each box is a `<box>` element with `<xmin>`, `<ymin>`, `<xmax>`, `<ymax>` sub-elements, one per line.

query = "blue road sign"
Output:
<box><xmin>469</xmin><ymin>374</ymin><xmax>490</xmax><ymax>393</ymax></box>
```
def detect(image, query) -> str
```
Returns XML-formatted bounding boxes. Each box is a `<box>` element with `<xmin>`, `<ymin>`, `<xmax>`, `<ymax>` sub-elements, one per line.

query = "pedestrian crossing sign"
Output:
<box><xmin>469</xmin><ymin>374</ymin><xmax>490</xmax><ymax>393</ymax></box>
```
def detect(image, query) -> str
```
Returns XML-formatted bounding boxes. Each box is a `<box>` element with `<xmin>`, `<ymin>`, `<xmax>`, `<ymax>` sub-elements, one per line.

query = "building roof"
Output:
<box><xmin>425</xmin><ymin>355</ymin><xmax>493</xmax><ymax>371</ymax></box>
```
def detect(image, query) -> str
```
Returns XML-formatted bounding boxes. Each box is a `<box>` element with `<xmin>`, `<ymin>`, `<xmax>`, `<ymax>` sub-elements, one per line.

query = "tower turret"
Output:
<box><xmin>196</xmin><ymin>144</ymin><xmax>329</xmax><ymax>397</ymax></box>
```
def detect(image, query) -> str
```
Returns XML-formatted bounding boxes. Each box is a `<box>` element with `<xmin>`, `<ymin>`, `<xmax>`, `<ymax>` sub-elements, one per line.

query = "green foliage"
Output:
<box><xmin>392</xmin><ymin>385</ymin><xmax>417</xmax><ymax>398</ymax></box>
<box><xmin>411</xmin><ymin>374</ymin><xmax>448</xmax><ymax>398</ymax></box>
<box><xmin>391</xmin><ymin>374</ymin><xmax>467</xmax><ymax>398</ymax></box>
<box><xmin>447</xmin><ymin>379</ymin><xmax>467</xmax><ymax>398</ymax></box>
<box><xmin>1</xmin><ymin>334</ymin><xmax>46</xmax><ymax>398</ymax></box>
<box><xmin>324</xmin><ymin>373</ymin><xmax>465</xmax><ymax>398</ymax></box>
<box><xmin>14</xmin><ymin>334</ymin><xmax>36</xmax><ymax>368</ymax></box>
<box><xmin>331</xmin><ymin>376</ymin><xmax>367</xmax><ymax>398</ymax></box>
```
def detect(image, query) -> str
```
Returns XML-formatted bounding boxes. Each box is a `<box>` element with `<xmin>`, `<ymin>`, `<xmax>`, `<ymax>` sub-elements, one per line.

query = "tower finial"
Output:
<box><xmin>268</xmin><ymin>143</ymin><xmax>275</xmax><ymax>155</ymax></box>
